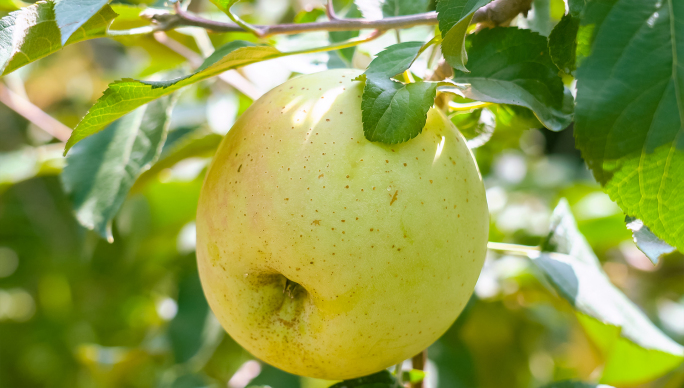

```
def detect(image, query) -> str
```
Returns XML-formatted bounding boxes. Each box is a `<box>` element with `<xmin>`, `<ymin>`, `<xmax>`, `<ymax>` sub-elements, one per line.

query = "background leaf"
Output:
<box><xmin>329</xmin><ymin>370</ymin><xmax>397</xmax><ymax>388</ymax></box>
<box><xmin>625</xmin><ymin>216</ymin><xmax>675</xmax><ymax>265</ymax></box>
<box><xmin>574</xmin><ymin>0</ymin><xmax>684</xmax><ymax>252</ymax></box>
<box><xmin>452</xmin><ymin>27</ymin><xmax>573</xmax><ymax>131</ymax></box>
<box><xmin>535</xmin><ymin>200</ymin><xmax>684</xmax><ymax>386</ymax></box>
<box><xmin>61</xmin><ymin>95</ymin><xmax>175</xmax><ymax>241</ymax></box>
<box><xmin>539</xmin><ymin>381</ymin><xmax>614</xmax><ymax>388</ymax></box>
<box><xmin>0</xmin><ymin>0</ymin><xmax>116</xmax><ymax>75</ymax></box>
<box><xmin>64</xmin><ymin>41</ymin><xmax>280</xmax><ymax>153</ymax></box>
<box><xmin>548</xmin><ymin>13</ymin><xmax>579</xmax><ymax>75</ymax></box>
<box><xmin>437</xmin><ymin>0</ymin><xmax>493</xmax><ymax>71</ymax></box>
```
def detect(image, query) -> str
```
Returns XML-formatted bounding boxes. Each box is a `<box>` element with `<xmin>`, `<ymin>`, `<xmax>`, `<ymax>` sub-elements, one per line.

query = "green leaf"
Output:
<box><xmin>359</xmin><ymin>42</ymin><xmax>437</xmax><ymax>143</ymax></box>
<box><xmin>329</xmin><ymin>370</ymin><xmax>397</xmax><ymax>388</ymax></box>
<box><xmin>132</xmin><ymin>129</ymin><xmax>223</xmax><ymax>192</ymax></box>
<box><xmin>355</xmin><ymin>0</ymin><xmax>430</xmax><ymax>19</ymax></box>
<box><xmin>539</xmin><ymin>381</ymin><xmax>614</xmax><ymax>388</ymax></box>
<box><xmin>535</xmin><ymin>199</ymin><xmax>684</xmax><ymax>386</ymax></box>
<box><xmin>574</xmin><ymin>0</ymin><xmax>684</xmax><ymax>252</ymax></box>
<box><xmin>329</xmin><ymin>2</ymin><xmax>362</xmax><ymax>67</ymax></box>
<box><xmin>0</xmin><ymin>0</ymin><xmax>117</xmax><ymax>75</ymax></box>
<box><xmin>294</xmin><ymin>6</ymin><xmax>325</xmax><ymax>23</ymax></box>
<box><xmin>168</xmin><ymin>270</ymin><xmax>215</xmax><ymax>364</ymax></box>
<box><xmin>64</xmin><ymin>41</ymin><xmax>281</xmax><ymax>154</ymax></box>
<box><xmin>625</xmin><ymin>216</ymin><xmax>675</xmax><ymax>265</ymax></box>
<box><xmin>0</xmin><ymin>0</ymin><xmax>28</xmax><ymax>12</ymax></box>
<box><xmin>452</xmin><ymin>27</ymin><xmax>573</xmax><ymax>131</ymax></box>
<box><xmin>548</xmin><ymin>13</ymin><xmax>580</xmax><ymax>75</ymax></box>
<box><xmin>61</xmin><ymin>94</ymin><xmax>175</xmax><ymax>241</ymax></box>
<box><xmin>437</xmin><ymin>0</ymin><xmax>493</xmax><ymax>71</ymax></box>
<box><xmin>53</xmin><ymin>0</ymin><xmax>110</xmax><ymax>45</ymax></box>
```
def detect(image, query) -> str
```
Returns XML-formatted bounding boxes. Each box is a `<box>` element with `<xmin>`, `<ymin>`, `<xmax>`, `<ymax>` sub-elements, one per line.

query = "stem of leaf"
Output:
<box><xmin>487</xmin><ymin>242</ymin><xmax>541</xmax><ymax>257</ymax></box>
<box><xmin>394</xmin><ymin>363</ymin><xmax>403</xmax><ymax>387</ymax></box>
<box><xmin>449</xmin><ymin>101</ymin><xmax>494</xmax><ymax>111</ymax></box>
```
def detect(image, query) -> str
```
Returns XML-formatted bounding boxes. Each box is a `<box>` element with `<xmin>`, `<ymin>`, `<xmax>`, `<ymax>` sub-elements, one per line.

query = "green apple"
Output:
<box><xmin>196</xmin><ymin>69</ymin><xmax>488</xmax><ymax>380</ymax></box>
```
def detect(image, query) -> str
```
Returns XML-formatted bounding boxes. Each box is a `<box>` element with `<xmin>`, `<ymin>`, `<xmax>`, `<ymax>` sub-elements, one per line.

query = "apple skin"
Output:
<box><xmin>196</xmin><ymin>69</ymin><xmax>488</xmax><ymax>380</ymax></box>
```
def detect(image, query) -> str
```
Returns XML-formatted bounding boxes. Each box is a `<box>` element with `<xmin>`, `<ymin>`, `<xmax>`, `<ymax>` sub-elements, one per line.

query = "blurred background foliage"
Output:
<box><xmin>1</xmin><ymin>0</ymin><xmax>684</xmax><ymax>387</ymax></box>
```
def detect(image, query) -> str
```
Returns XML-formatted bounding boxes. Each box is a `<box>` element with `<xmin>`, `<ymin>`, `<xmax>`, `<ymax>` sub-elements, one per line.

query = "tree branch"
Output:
<box><xmin>144</xmin><ymin>0</ymin><xmax>531</xmax><ymax>38</ymax></box>
<box><xmin>0</xmin><ymin>83</ymin><xmax>72</xmax><ymax>142</ymax></box>
<box><xmin>158</xmin><ymin>8</ymin><xmax>438</xmax><ymax>36</ymax></box>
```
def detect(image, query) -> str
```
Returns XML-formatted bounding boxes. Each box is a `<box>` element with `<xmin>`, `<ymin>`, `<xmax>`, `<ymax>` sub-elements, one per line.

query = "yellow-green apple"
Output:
<box><xmin>196</xmin><ymin>69</ymin><xmax>488</xmax><ymax>380</ymax></box>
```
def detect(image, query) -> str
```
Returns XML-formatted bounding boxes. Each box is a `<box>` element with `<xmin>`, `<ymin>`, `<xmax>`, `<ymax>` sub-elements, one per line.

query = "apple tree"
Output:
<box><xmin>0</xmin><ymin>0</ymin><xmax>683</xmax><ymax>387</ymax></box>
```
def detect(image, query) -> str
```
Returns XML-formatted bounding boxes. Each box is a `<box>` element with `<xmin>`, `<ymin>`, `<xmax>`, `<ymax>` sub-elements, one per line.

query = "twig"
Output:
<box><xmin>153</xmin><ymin>32</ymin><xmax>262</xmax><ymax>100</ymax></box>
<box><xmin>165</xmin><ymin>8</ymin><xmax>437</xmax><ymax>36</ymax></box>
<box><xmin>130</xmin><ymin>0</ymin><xmax>532</xmax><ymax>40</ymax></box>
<box><xmin>472</xmin><ymin>0</ymin><xmax>534</xmax><ymax>26</ymax></box>
<box><xmin>411</xmin><ymin>350</ymin><xmax>427</xmax><ymax>388</ymax></box>
<box><xmin>325</xmin><ymin>0</ymin><xmax>339</xmax><ymax>21</ymax></box>
<box><xmin>0</xmin><ymin>83</ymin><xmax>71</xmax><ymax>142</ymax></box>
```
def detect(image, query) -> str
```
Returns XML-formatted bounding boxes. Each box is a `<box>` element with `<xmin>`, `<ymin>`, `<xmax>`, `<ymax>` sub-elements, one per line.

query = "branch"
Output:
<box><xmin>153</xmin><ymin>32</ymin><xmax>263</xmax><ymax>100</ymax></box>
<box><xmin>472</xmin><ymin>0</ymin><xmax>534</xmax><ymax>26</ymax></box>
<box><xmin>161</xmin><ymin>8</ymin><xmax>438</xmax><ymax>36</ymax></box>
<box><xmin>0</xmin><ymin>83</ymin><xmax>72</xmax><ymax>142</ymax></box>
<box><xmin>146</xmin><ymin>0</ymin><xmax>531</xmax><ymax>38</ymax></box>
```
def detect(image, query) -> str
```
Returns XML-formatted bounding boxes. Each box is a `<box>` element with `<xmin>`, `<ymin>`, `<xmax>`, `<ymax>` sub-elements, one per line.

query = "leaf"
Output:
<box><xmin>539</xmin><ymin>381</ymin><xmax>614</xmax><ymax>388</ymax></box>
<box><xmin>625</xmin><ymin>216</ymin><xmax>675</xmax><ymax>265</ymax></box>
<box><xmin>452</xmin><ymin>27</ymin><xmax>573</xmax><ymax>131</ymax></box>
<box><xmin>61</xmin><ymin>95</ymin><xmax>175</xmax><ymax>241</ymax></box>
<box><xmin>132</xmin><ymin>129</ymin><xmax>223</xmax><ymax>192</ymax></box>
<box><xmin>53</xmin><ymin>0</ymin><xmax>110</xmax><ymax>45</ymax></box>
<box><xmin>548</xmin><ymin>13</ymin><xmax>580</xmax><ymax>75</ymax></box>
<box><xmin>437</xmin><ymin>0</ymin><xmax>493</xmax><ymax>71</ymax></box>
<box><xmin>574</xmin><ymin>0</ymin><xmax>684</xmax><ymax>252</ymax></box>
<box><xmin>329</xmin><ymin>2</ymin><xmax>362</xmax><ymax>66</ymax></box>
<box><xmin>359</xmin><ymin>42</ymin><xmax>437</xmax><ymax>144</ymax></box>
<box><xmin>0</xmin><ymin>0</ymin><xmax>116</xmax><ymax>75</ymax></box>
<box><xmin>294</xmin><ymin>6</ymin><xmax>325</xmax><ymax>24</ymax></box>
<box><xmin>355</xmin><ymin>0</ymin><xmax>430</xmax><ymax>19</ymax></box>
<box><xmin>329</xmin><ymin>370</ymin><xmax>398</xmax><ymax>388</ymax></box>
<box><xmin>534</xmin><ymin>199</ymin><xmax>684</xmax><ymax>386</ymax></box>
<box><xmin>0</xmin><ymin>0</ymin><xmax>28</xmax><ymax>12</ymax></box>
<box><xmin>168</xmin><ymin>271</ymin><xmax>212</xmax><ymax>364</ymax></box>
<box><xmin>449</xmin><ymin>107</ymin><xmax>496</xmax><ymax>148</ymax></box>
<box><xmin>64</xmin><ymin>41</ymin><xmax>281</xmax><ymax>154</ymax></box>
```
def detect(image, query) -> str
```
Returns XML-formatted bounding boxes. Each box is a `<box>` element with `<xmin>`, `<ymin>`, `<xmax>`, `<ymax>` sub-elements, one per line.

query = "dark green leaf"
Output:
<box><xmin>568</xmin><ymin>0</ymin><xmax>587</xmax><ymax>17</ymax></box>
<box><xmin>437</xmin><ymin>0</ymin><xmax>493</xmax><ymax>71</ymax></box>
<box><xmin>625</xmin><ymin>216</ymin><xmax>675</xmax><ymax>265</ymax></box>
<box><xmin>452</xmin><ymin>27</ymin><xmax>573</xmax><ymax>131</ymax></box>
<box><xmin>64</xmin><ymin>41</ymin><xmax>281</xmax><ymax>154</ymax></box>
<box><xmin>535</xmin><ymin>199</ymin><xmax>684</xmax><ymax>385</ymax></box>
<box><xmin>362</xmin><ymin>79</ymin><xmax>437</xmax><ymax>143</ymax></box>
<box><xmin>363</xmin><ymin>41</ymin><xmax>424</xmax><ymax>80</ymax></box>
<box><xmin>548</xmin><ymin>13</ymin><xmax>580</xmax><ymax>75</ymax></box>
<box><xmin>539</xmin><ymin>381</ymin><xmax>613</xmax><ymax>388</ymax></box>
<box><xmin>358</xmin><ymin>41</ymin><xmax>438</xmax><ymax>143</ymax></box>
<box><xmin>61</xmin><ymin>95</ymin><xmax>175</xmax><ymax>241</ymax></box>
<box><xmin>0</xmin><ymin>0</ymin><xmax>117</xmax><ymax>75</ymax></box>
<box><xmin>574</xmin><ymin>0</ymin><xmax>684</xmax><ymax>252</ymax></box>
<box><xmin>329</xmin><ymin>370</ymin><xmax>397</xmax><ymax>388</ymax></box>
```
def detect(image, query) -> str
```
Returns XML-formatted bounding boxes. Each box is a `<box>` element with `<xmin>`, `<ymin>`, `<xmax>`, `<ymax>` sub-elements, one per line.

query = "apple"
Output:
<box><xmin>196</xmin><ymin>69</ymin><xmax>488</xmax><ymax>380</ymax></box>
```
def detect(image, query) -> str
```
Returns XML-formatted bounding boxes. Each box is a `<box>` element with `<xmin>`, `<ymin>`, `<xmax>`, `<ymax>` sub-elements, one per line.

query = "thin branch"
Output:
<box><xmin>153</xmin><ymin>32</ymin><xmax>262</xmax><ymax>100</ymax></box>
<box><xmin>0</xmin><ymin>83</ymin><xmax>72</xmax><ymax>142</ymax></box>
<box><xmin>166</xmin><ymin>7</ymin><xmax>437</xmax><ymax>36</ymax></box>
<box><xmin>325</xmin><ymin>0</ymin><xmax>339</xmax><ymax>21</ymax></box>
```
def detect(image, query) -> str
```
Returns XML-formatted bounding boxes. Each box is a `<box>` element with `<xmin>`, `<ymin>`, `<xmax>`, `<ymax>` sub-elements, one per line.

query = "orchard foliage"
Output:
<box><xmin>0</xmin><ymin>0</ymin><xmax>683</xmax><ymax>387</ymax></box>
